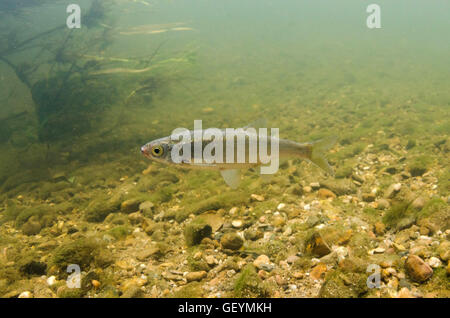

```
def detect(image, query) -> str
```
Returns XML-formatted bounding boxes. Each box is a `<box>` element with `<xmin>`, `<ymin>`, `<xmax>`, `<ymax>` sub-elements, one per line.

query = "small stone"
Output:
<box><xmin>427</xmin><ymin>257</ymin><xmax>442</xmax><ymax>268</ymax></box>
<box><xmin>220</xmin><ymin>232</ymin><xmax>244</xmax><ymax>250</ymax></box>
<box><xmin>376</xmin><ymin>199</ymin><xmax>390</xmax><ymax>210</ymax></box>
<box><xmin>251</xmin><ymin>194</ymin><xmax>265</xmax><ymax>202</ymax></box>
<box><xmin>46</xmin><ymin>276</ymin><xmax>56</xmax><ymax>286</ymax></box>
<box><xmin>91</xmin><ymin>280</ymin><xmax>101</xmax><ymax>289</ymax></box>
<box><xmin>398</xmin><ymin>287</ymin><xmax>413</xmax><ymax>298</ymax></box>
<box><xmin>405</xmin><ymin>255</ymin><xmax>433</xmax><ymax>282</ymax></box>
<box><xmin>373</xmin><ymin>247</ymin><xmax>386</xmax><ymax>254</ymax></box>
<box><xmin>317</xmin><ymin>189</ymin><xmax>336</xmax><ymax>200</ymax></box>
<box><xmin>310</xmin><ymin>182</ymin><xmax>320</xmax><ymax>190</ymax></box>
<box><xmin>292</xmin><ymin>271</ymin><xmax>304</xmax><ymax>279</ymax></box>
<box><xmin>229</xmin><ymin>207</ymin><xmax>239</xmax><ymax>215</ymax></box>
<box><xmin>374</xmin><ymin>222</ymin><xmax>386</xmax><ymax>235</ymax></box>
<box><xmin>244</xmin><ymin>229</ymin><xmax>263</xmax><ymax>241</ymax></box>
<box><xmin>253</xmin><ymin>255</ymin><xmax>274</xmax><ymax>272</ymax></box>
<box><xmin>411</xmin><ymin>197</ymin><xmax>426</xmax><ymax>211</ymax></box>
<box><xmin>136</xmin><ymin>246</ymin><xmax>161</xmax><ymax>261</ymax></box>
<box><xmin>139</xmin><ymin>201</ymin><xmax>154</xmax><ymax>216</ymax></box>
<box><xmin>275</xmin><ymin>275</ymin><xmax>285</xmax><ymax>286</ymax></box>
<box><xmin>120</xmin><ymin>199</ymin><xmax>142</xmax><ymax>213</ymax></box>
<box><xmin>272</xmin><ymin>216</ymin><xmax>286</xmax><ymax>228</ymax></box>
<box><xmin>384</xmin><ymin>183</ymin><xmax>401</xmax><ymax>199</ymax></box>
<box><xmin>303</xmin><ymin>186</ymin><xmax>312</xmax><ymax>193</ymax></box>
<box><xmin>288</xmin><ymin>184</ymin><xmax>303</xmax><ymax>196</ymax></box>
<box><xmin>128</xmin><ymin>212</ymin><xmax>143</xmax><ymax>225</ymax></box>
<box><xmin>277</xmin><ymin>203</ymin><xmax>286</xmax><ymax>211</ymax></box>
<box><xmin>257</xmin><ymin>270</ymin><xmax>267</xmax><ymax>280</ymax></box>
<box><xmin>286</xmin><ymin>255</ymin><xmax>300</xmax><ymax>264</ymax></box>
<box><xmin>186</xmin><ymin>271</ymin><xmax>207</xmax><ymax>282</ymax></box>
<box><xmin>205</xmin><ymin>255</ymin><xmax>217</xmax><ymax>266</ymax></box>
<box><xmin>362</xmin><ymin>193</ymin><xmax>376</xmax><ymax>202</ymax></box>
<box><xmin>310</xmin><ymin>263</ymin><xmax>327</xmax><ymax>280</ymax></box>
<box><xmin>18</xmin><ymin>291</ymin><xmax>32</xmax><ymax>298</ymax></box>
<box><xmin>232</xmin><ymin>220</ymin><xmax>243</xmax><ymax>228</ymax></box>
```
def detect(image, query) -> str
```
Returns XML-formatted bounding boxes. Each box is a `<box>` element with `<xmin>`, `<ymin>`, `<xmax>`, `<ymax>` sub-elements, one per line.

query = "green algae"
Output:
<box><xmin>170</xmin><ymin>282</ymin><xmax>204</xmax><ymax>298</ymax></box>
<box><xmin>407</xmin><ymin>155</ymin><xmax>433</xmax><ymax>177</ymax></box>
<box><xmin>184</xmin><ymin>218</ymin><xmax>212</xmax><ymax>247</ymax></box>
<box><xmin>319</xmin><ymin>270</ymin><xmax>368</xmax><ymax>298</ymax></box>
<box><xmin>233</xmin><ymin>264</ymin><xmax>270</xmax><ymax>298</ymax></box>
<box><xmin>51</xmin><ymin>238</ymin><xmax>112</xmax><ymax>272</ymax></box>
<box><xmin>107</xmin><ymin>225</ymin><xmax>131</xmax><ymax>240</ymax></box>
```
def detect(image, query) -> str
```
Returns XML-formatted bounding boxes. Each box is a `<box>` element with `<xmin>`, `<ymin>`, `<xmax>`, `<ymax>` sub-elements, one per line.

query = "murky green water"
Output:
<box><xmin>0</xmin><ymin>0</ymin><xmax>448</xmax><ymax>298</ymax></box>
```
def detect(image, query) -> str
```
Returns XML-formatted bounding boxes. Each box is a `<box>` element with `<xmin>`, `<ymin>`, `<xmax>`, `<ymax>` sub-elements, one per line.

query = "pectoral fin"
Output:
<box><xmin>220</xmin><ymin>169</ymin><xmax>241</xmax><ymax>189</ymax></box>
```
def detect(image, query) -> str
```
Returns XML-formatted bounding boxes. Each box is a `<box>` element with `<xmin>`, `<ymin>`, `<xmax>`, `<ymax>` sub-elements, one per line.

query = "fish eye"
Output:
<box><xmin>151</xmin><ymin>145</ymin><xmax>164</xmax><ymax>157</ymax></box>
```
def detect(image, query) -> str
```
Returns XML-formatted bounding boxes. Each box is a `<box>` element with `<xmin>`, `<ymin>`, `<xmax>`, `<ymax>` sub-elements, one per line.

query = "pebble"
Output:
<box><xmin>91</xmin><ymin>280</ymin><xmax>101</xmax><ymax>288</ymax></box>
<box><xmin>411</xmin><ymin>197</ymin><xmax>426</xmax><ymax>211</ymax></box>
<box><xmin>232</xmin><ymin>220</ymin><xmax>243</xmax><ymax>228</ymax></box>
<box><xmin>277</xmin><ymin>203</ymin><xmax>286</xmax><ymax>211</ymax></box>
<box><xmin>362</xmin><ymin>193</ymin><xmax>376</xmax><ymax>202</ymax></box>
<box><xmin>310</xmin><ymin>182</ymin><xmax>320</xmax><ymax>190</ymax></box>
<box><xmin>303</xmin><ymin>186</ymin><xmax>312</xmax><ymax>193</ymax></box>
<box><xmin>205</xmin><ymin>255</ymin><xmax>217</xmax><ymax>266</ymax></box>
<box><xmin>253</xmin><ymin>255</ymin><xmax>274</xmax><ymax>272</ymax></box>
<box><xmin>373</xmin><ymin>247</ymin><xmax>386</xmax><ymax>254</ymax></box>
<box><xmin>317</xmin><ymin>189</ymin><xmax>336</xmax><ymax>199</ymax></box>
<box><xmin>286</xmin><ymin>255</ymin><xmax>299</xmax><ymax>264</ymax></box>
<box><xmin>376</xmin><ymin>199</ymin><xmax>390</xmax><ymax>210</ymax></box>
<box><xmin>398</xmin><ymin>287</ymin><xmax>413</xmax><ymax>298</ymax></box>
<box><xmin>374</xmin><ymin>222</ymin><xmax>386</xmax><ymax>235</ymax></box>
<box><xmin>405</xmin><ymin>255</ymin><xmax>433</xmax><ymax>282</ymax></box>
<box><xmin>427</xmin><ymin>257</ymin><xmax>442</xmax><ymax>268</ymax></box>
<box><xmin>220</xmin><ymin>232</ymin><xmax>244</xmax><ymax>250</ymax></box>
<box><xmin>250</xmin><ymin>194</ymin><xmax>265</xmax><ymax>202</ymax></box>
<box><xmin>229</xmin><ymin>207</ymin><xmax>239</xmax><ymax>215</ymax></box>
<box><xmin>128</xmin><ymin>212</ymin><xmax>143</xmax><ymax>224</ymax></box>
<box><xmin>257</xmin><ymin>270</ymin><xmax>267</xmax><ymax>280</ymax></box>
<box><xmin>310</xmin><ymin>263</ymin><xmax>327</xmax><ymax>280</ymax></box>
<box><xmin>18</xmin><ymin>291</ymin><xmax>32</xmax><ymax>298</ymax></box>
<box><xmin>186</xmin><ymin>271</ymin><xmax>207</xmax><ymax>282</ymax></box>
<box><xmin>385</xmin><ymin>183</ymin><xmax>401</xmax><ymax>199</ymax></box>
<box><xmin>46</xmin><ymin>276</ymin><xmax>56</xmax><ymax>286</ymax></box>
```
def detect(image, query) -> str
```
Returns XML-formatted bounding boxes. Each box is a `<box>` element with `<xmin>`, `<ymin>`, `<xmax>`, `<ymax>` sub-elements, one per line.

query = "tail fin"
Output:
<box><xmin>309</xmin><ymin>136</ymin><xmax>337</xmax><ymax>176</ymax></box>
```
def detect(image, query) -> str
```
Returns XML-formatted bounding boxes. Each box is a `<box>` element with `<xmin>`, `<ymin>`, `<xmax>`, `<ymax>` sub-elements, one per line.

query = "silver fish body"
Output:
<box><xmin>141</xmin><ymin>129</ymin><xmax>336</xmax><ymax>188</ymax></box>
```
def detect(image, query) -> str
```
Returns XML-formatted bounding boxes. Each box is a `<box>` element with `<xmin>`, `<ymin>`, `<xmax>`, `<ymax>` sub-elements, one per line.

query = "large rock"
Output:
<box><xmin>306</xmin><ymin>232</ymin><xmax>331</xmax><ymax>257</ymax></box>
<box><xmin>405</xmin><ymin>255</ymin><xmax>433</xmax><ymax>282</ymax></box>
<box><xmin>184</xmin><ymin>218</ymin><xmax>212</xmax><ymax>247</ymax></box>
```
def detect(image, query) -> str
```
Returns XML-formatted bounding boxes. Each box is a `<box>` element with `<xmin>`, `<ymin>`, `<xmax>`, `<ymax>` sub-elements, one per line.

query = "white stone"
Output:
<box><xmin>229</xmin><ymin>207</ymin><xmax>238</xmax><ymax>215</ymax></box>
<box><xmin>334</xmin><ymin>246</ymin><xmax>348</xmax><ymax>261</ymax></box>
<box><xmin>232</xmin><ymin>220</ymin><xmax>243</xmax><ymax>228</ymax></box>
<box><xmin>427</xmin><ymin>257</ymin><xmax>442</xmax><ymax>268</ymax></box>
<box><xmin>46</xmin><ymin>276</ymin><xmax>56</xmax><ymax>286</ymax></box>
<box><xmin>277</xmin><ymin>203</ymin><xmax>286</xmax><ymax>211</ymax></box>
<box><xmin>18</xmin><ymin>291</ymin><xmax>32</xmax><ymax>298</ymax></box>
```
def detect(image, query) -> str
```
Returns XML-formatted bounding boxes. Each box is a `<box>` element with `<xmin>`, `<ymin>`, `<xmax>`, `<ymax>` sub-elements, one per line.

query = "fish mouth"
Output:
<box><xmin>141</xmin><ymin>146</ymin><xmax>151</xmax><ymax>158</ymax></box>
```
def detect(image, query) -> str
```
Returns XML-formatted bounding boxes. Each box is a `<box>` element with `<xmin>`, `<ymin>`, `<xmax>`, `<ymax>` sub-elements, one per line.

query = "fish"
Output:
<box><xmin>141</xmin><ymin>124</ymin><xmax>337</xmax><ymax>188</ymax></box>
